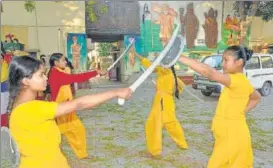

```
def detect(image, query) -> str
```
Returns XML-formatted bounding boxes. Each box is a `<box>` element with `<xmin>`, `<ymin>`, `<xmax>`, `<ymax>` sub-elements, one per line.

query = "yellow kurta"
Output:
<box><xmin>141</xmin><ymin>58</ymin><xmax>188</xmax><ymax>156</ymax></box>
<box><xmin>55</xmin><ymin>67</ymin><xmax>88</xmax><ymax>159</ymax></box>
<box><xmin>208</xmin><ymin>73</ymin><xmax>254</xmax><ymax>168</ymax></box>
<box><xmin>10</xmin><ymin>101</ymin><xmax>70</xmax><ymax>168</ymax></box>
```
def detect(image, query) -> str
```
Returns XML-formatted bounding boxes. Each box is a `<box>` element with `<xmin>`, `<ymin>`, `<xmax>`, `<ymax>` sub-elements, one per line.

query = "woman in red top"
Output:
<box><xmin>48</xmin><ymin>53</ymin><xmax>105</xmax><ymax>159</ymax></box>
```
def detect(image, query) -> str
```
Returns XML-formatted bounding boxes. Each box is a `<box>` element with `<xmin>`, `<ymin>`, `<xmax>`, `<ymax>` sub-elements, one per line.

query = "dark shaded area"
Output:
<box><xmin>85</xmin><ymin>0</ymin><xmax>140</xmax><ymax>42</ymax></box>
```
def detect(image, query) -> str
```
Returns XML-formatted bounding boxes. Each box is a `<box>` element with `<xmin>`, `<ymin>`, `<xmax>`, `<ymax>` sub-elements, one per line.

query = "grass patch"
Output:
<box><xmin>182</xmin><ymin>118</ymin><xmax>210</xmax><ymax>125</ymax></box>
<box><xmin>252</xmin><ymin>138</ymin><xmax>267</xmax><ymax>151</ymax></box>
<box><xmin>104</xmin><ymin>143</ymin><xmax>128</xmax><ymax>155</ymax></box>
<box><xmin>101</xmin><ymin>136</ymin><xmax>114</xmax><ymax>141</ymax></box>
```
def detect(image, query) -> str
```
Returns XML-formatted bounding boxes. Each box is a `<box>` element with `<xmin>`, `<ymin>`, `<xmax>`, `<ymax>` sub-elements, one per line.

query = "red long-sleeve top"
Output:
<box><xmin>48</xmin><ymin>67</ymin><xmax>98</xmax><ymax>101</ymax></box>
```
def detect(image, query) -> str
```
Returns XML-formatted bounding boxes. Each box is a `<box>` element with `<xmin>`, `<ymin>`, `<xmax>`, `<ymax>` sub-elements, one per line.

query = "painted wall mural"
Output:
<box><xmin>123</xmin><ymin>1</ymin><xmax>251</xmax><ymax>74</ymax></box>
<box><xmin>222</xmin><ymin>14</ymin><xmax>251</xmax><ymax>46</ymax></box>
<box><xmin>123</xmin><ymin>35</ymin><xmax>142</xmax><ymax>74</ymax></box>
<box><xmin>203</xmin><ymin>8</ymin><xmax>218</xmax><ymax>48</ymax></box>
<box><xmin>67</xmin><ymin>33</ymin><xmax>87</xmax><ymax>72</ymax></box>
<box><xmin>138</xmin><ymin>1</ymin><xmax>224</xmax><ymax>55</ymax></box>
<box><xmin>152</xmin><ymin>4</ymin><xmax>178</xmax><ymax>48</ymax></box>
<box><xmin>183</xmin><ymin>3</ymin><xmax>199</xmax><ymax>49</ymax></box>
<box><xmin>1</xmin><ymin>26</ymin><xmax>28</xmax><ymax>56</ymax></box>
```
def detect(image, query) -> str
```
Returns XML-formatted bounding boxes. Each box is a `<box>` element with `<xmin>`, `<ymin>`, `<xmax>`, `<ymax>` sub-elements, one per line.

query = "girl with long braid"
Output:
<box><xmin>8</xmin><ymin>56</ymin><xmax>132</xmax><ymax>168</ymax></box>
<box><xmin>133</xmin><ymin>49</ymin><xmax>188</xmax><ymax>157</ymax></box>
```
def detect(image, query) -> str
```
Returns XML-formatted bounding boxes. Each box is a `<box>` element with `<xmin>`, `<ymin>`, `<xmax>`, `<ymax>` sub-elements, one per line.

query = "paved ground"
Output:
<box><xmin>62</xmin><ymin>81</ymin><xmax>273</xmax><ymax>168</ymax></box>
<box><xmin>1</xmin><ymin>80</ymin><xmax>272</xmax><ymax>168</ymax></box>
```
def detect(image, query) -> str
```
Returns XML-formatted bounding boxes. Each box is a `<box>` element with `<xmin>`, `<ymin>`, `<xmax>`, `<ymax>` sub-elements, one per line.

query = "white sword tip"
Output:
<box><xmin>118</xmin><ymin>98</ymin><xmax>125</xmax><ymax>106</ymax></box>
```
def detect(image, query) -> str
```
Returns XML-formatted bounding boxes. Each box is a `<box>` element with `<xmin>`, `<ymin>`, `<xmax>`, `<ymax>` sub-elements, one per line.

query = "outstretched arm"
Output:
<box><xmin>55</xmin><ymin>88</ymin><xmax>132</xmax><ymax>117</ymax></box>
<box><xmin>134</xmin><ymin>52</ymin><xmax>163</xmax><ymax>73</ymax></box>
<box><xmin>52</xmin><ymin>68</ymin><xmax>98</xmax><ymax>85</ymax></box>
<box><xmin>50</xmin><ymin>67</ymin><xmax>107</xmax><ymax>86</ymax></box>
<box><xmin>179</xmin><ymin>56</ymin><xmax>231</xmax><ymax>87</ymax></box>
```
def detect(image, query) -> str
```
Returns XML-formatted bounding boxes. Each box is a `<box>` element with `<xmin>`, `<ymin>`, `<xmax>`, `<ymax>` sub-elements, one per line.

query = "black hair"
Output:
<box><xmin>46</xmin><ymin>53</ymin><xmax>64</xmax><ymax>95</ymax></box>
<box><xmin>40</xmin><ymin>54</ymin><xmax>46</xmax><ymax>59</ymax></box>
<box><xmin>225</xmin><ymin>45</ymin><xmax>253</xmax><ymax>66</ymax></box>
<box><xmin>40</xmin><ymin>54</ymin><xmax>46</xmax><ymax>64</ymax></box>
<box><xmin>65</xmin><ymin>57</ymin><xmax>74</xmax><ymax>70</ymax></box>
<box><xmin>7</xmin><ymin>56</ymin><xmax>42</xmax><ymax>113</ymax></box>
<box><xmin>48</xmin><ymin>53</ymin><xmax>64</xmax><ymax>77</ymax></box>
<box><xmin>171</xmin><ymin>66</ymin><xmax>179</xmax><ymax>99</ymax></box>
<box><xmin>49</xmin><ymin>53</ymin><xmax>63</xmax><ymax>68</ymax></box>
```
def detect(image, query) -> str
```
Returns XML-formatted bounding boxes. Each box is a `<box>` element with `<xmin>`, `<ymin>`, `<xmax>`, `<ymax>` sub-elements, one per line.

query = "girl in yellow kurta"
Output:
<box><xmin>179</xmin><ymin>45</ymin><xmax>261</xmax><ymax>167</ymax></box>
<box><xmin>135</xmin><ymin>53</ymin><xmax>188</xmax><ymax>157</ymax></box>
<box><xmin>8</xmin><ymin>56</ymin><xmax>132</xmax><ymax>168</ymax></box>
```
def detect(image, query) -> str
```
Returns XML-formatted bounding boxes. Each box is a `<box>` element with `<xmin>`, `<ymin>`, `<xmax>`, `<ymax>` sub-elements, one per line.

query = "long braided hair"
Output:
<box><xmin>171</xmin><ymin>65</ymin><xmax>179</xmax><ymax>99</ymax></box>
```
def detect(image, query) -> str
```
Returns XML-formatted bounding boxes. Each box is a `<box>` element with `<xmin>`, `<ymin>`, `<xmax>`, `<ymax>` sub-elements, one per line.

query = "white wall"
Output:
<box><xmin>1</xmin><ymin>1</ymin><xmax>85</xmax><ymax>56</ymax></box>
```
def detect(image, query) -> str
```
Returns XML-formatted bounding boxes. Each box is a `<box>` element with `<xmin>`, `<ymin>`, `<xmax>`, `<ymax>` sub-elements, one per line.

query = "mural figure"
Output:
<box><xmin>3</xmin><ymin>34</ymin><xmax>15</xmax><ymax>52</ymax></box>
<box><xmin>225</xmin><ymin>15</ymin><xmax>233</xmax><ymax>27</ymax></box>
<box><xmin>142</xmin><ymin>3</ymin><xmax>151</xmax><ymax>24</ymax></box>
<box><xmin>129</xmin><ymin>46</ymin><xmax>136</xmax><ymax>67</ymax></box>
<box><xmin>184</xmin><ymin>3</ymin><xmax>199</xmax><ymax>49</ymax></box>
<box><xmin>203</xmin><ymin>8</ymin><xmax>218</xmax><ymax>48</ymax></box>
<box><xmin>224</xmin><ymin>14</ymin><xmax>241</xmax><ymax>46</ymax></box>
<box><xmin>2</xmin><ymin>33</ymin><xmax>26</xmax><ymax>56</ymax></box>
<box><xmin>13</xmin><ymin>38</ymin><xmax>23</xmax><ymax>51</ymax></box>
<box><xmin>67</xmin><ymin>33</ymin><xmax>87</xmax><ymax>71</ymax></box>
<box><xmin>152</xmin><ymin>3</ymin><xmax>177</xmax><ymax>47</ymax></box>
<box><xmin>70</xmin><ymin>36</ymin><xmax>82</xmax><ymax>69</ymax></box>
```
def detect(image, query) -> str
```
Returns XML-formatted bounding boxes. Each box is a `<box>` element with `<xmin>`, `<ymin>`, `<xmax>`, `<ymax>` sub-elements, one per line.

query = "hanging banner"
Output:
<box><xmin>67</xmin><ymin>33</ymin><xmax>87</xmax><ymax>72</ymax></box>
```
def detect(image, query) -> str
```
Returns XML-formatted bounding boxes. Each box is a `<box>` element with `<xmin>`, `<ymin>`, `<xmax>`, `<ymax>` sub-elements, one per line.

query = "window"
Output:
<box><xmin>202</xmin><ymin>55</ymin><xmax>222</xmax><ymax>70</ymax></box>
<box><xmin>261</xmin><ymin>56</ymin><xmax>273</xmax><ymax>69</ymax></box>
<box><xmin>268</xmin><ymin>46</ymin><xmax>273</xmax><ymax>54</ymax></box>
<box><xmin>245</xmin><ymin>57</ymin><xmax>260</xmax><ymax>70</ymax></box>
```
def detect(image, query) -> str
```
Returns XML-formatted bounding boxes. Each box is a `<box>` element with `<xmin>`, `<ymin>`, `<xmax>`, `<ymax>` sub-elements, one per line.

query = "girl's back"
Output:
<box><xmin>156</xmin><ymin>69</ymin><xmax>176</xmax><ymax>95</ymax></box>
<box><xmin>9</xmin><ymin>101</ymin><xmax>69</xmax><ymax>168</ymax></box>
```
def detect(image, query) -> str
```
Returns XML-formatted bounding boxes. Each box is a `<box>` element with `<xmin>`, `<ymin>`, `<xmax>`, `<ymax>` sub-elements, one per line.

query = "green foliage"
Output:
<box><xmin>86</xmin><ymin>0</ymin><xmax>98</xmax><ymax>23</ymax></box>
<box><xmin>100</xmin><ymin>4</ymin><xmax>108</xmax><ymax>14</ymax></box>
<box><xmin>23</xmin><ymin>0</ymin><xmax>108</xmax><ymax>21</ymax></box>
<box><xmin>233</xmin><ymin>1</ymin><xmax>273</xmax><ymax>22</ymax></box>
<box><xmin>24</xmin><ymin>1</ymin><xmax>35</xmax><ymax>12</ymax></box>
<box><xmin>97</xmin><ymin>43</ymin><xmax>114</xmax><ymax>57</ymax></box>
<box><xmin>189</xmin><ymin>53</ymin><xmax>201</xmax><ymax>60</ymax></box>
<box><xmin>86</xmin><ymin>0</ymin><xmax>109</xmax><ymax>23</ymax></box>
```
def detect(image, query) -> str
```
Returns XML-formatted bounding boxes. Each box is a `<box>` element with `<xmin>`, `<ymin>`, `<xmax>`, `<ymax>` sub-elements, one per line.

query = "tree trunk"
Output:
<box><xmin>239</xmin><ymin>2</ymin><xmax>259</xmax><ymax>46</ymax></box>
<box><xmin>1</xmin><ymin>2</ymin><xmax>3</xmax><ymax>12</ymax></box>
